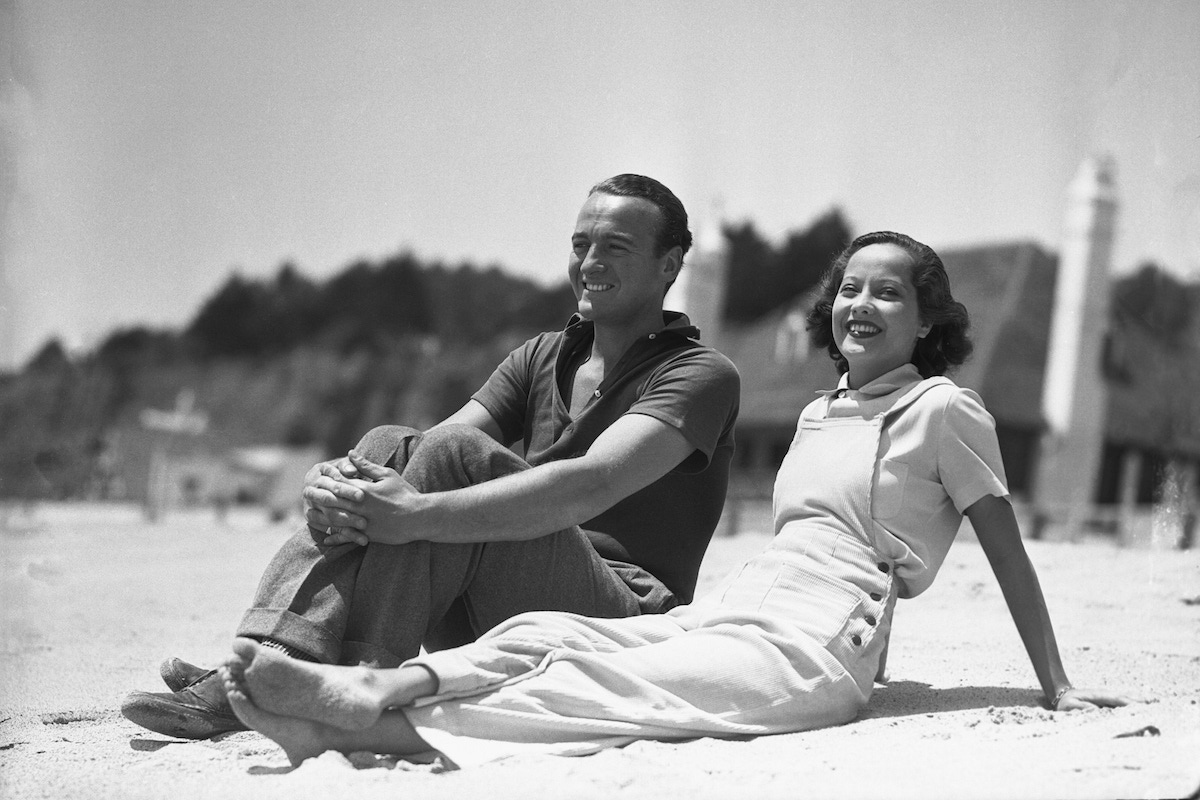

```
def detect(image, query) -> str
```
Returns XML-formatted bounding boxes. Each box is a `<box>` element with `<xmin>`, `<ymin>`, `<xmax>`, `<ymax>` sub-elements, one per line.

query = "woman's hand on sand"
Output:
<box><xmin>1054</xmin><ymin>687</ymin><xmax>1142</xmax><ymax>711</ymax></box>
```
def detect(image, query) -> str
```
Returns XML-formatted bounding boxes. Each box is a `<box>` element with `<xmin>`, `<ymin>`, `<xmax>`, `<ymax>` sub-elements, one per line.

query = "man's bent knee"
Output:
<box><xmin>354</xmin><ymin>425</ymin><xmax>422</xmax><ymax>467</ymax></box>
<box><xmin>418</xmin><ymin>423</ymin><xmax>500</xmax><ymax>450</ymax></box>
<box><xmin>418</xmin><ymin>424</ymin><xmax>528</xmax><ymax>477</ymax></box>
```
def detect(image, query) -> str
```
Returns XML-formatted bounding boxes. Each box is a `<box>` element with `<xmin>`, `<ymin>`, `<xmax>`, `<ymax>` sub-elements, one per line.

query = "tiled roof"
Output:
<box><xmin>941</xmin><ymin>241</ymin><xmax>1056</xmax><ymax>427</ymax></box>
<box><xmin>718</xmin><ymin>289</ymin><xmax>838</xmax><ymax>428</ymax></box>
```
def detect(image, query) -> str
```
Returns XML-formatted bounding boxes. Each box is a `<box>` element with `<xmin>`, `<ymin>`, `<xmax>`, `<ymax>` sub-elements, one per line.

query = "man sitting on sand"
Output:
<box><xmin>121</xmin><ymin>174</ymin><xmax>741</xmax><ymax>739</ymax></box>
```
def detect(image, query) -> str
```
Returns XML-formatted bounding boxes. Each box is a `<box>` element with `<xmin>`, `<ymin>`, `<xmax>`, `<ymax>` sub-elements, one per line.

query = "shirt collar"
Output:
<box><xmin>818</xmin><ymin>363</ymin><xmax>925</xmax><ymax>398</ymax></box>
<box><xmin>563</xmin><ymin>311</ymin><xmax>701</xmax><ymax>342</ymax></box>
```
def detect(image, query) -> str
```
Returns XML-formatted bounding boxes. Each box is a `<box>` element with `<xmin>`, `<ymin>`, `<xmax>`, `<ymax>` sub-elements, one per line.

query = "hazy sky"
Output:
<box><xmin>2</xmin><ymin>0</ymin><xmax>1198</xmax><ymax>368</ymax></box>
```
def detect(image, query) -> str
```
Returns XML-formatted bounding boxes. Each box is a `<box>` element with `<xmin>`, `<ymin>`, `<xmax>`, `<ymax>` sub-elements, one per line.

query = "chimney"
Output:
<box><xmin>665</xmin><ymin>218</ymin><xmax>727</xmax><ymax>347</ymax></box>
<box><xmin>1033</xmin><ymin>155</ymin><xmax>1118</xmax><ymax>537</ymax></box>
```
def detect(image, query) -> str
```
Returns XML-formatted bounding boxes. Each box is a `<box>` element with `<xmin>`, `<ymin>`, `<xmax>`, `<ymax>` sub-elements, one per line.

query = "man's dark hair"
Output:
<box><xmin>589</xmin><ymin>174</ymin><xmax>693</xmax><ymax>258</ymax></box>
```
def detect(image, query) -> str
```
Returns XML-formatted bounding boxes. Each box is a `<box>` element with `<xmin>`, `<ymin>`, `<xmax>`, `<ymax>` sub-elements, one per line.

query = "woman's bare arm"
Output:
<box><xmin>965</xmin><ymin>494</ymin><xmax>1139</xmax><ymax>710</ymax></box>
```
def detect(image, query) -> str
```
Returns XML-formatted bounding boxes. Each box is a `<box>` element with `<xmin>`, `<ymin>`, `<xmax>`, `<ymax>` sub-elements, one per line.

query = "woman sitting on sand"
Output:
<box><xmin>219</xmin><ymin>231</ymin><xmax>1135</xmax><ymax>768</ymax></box>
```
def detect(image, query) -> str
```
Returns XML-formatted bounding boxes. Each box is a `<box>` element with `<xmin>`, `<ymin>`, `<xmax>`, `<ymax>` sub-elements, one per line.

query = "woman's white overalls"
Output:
<box><xmin>406</xmin><ymin>381</ymin><xmax>948</xmax><ymax>764</ymax></box>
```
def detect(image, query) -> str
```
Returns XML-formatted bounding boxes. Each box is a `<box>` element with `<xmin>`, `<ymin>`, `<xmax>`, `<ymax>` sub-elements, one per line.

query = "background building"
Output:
<box><xmin>679</xmin><ymin>159</ymin><xmax>1200</xmax><ymax>547</ymax></box>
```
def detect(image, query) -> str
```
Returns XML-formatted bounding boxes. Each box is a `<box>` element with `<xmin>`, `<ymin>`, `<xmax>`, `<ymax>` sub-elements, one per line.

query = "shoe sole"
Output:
<box><xmin>121</xmin><ymin>691</ymin><xmax>246</xmax><ymax>739</ymax></box>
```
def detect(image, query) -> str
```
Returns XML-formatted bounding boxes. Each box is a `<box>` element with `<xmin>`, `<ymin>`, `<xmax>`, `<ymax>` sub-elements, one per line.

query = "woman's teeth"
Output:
<box><xmin>848</xmin><ymin>322</ymin><xmax>880</xmax><ymax>337</ymax></box>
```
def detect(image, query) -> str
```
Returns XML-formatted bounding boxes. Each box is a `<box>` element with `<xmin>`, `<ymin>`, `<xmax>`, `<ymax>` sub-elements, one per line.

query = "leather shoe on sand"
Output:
<box><xmin>121</xmin><ymin>670</ymin><xmax>247</xmax><ymax>739</ymax></box>
<box><xmin>159</xmin><ymin>657</ymin><xmax>211</xmax><ymax>692</ymax></box>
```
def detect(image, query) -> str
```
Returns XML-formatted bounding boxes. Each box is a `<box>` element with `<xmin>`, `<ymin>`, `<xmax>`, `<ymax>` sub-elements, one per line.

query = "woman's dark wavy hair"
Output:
<box><xmin>805</xmin><ymin>231</ymin><xmax>973</xmax><ymax>378</ymax></box>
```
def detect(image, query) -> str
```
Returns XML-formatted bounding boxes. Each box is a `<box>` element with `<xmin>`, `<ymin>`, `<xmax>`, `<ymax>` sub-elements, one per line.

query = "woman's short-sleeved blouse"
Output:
<box><xmin>797</xmin><ymin>364</ymin><xmax>1009</xmax><ymax>598</ymax></box>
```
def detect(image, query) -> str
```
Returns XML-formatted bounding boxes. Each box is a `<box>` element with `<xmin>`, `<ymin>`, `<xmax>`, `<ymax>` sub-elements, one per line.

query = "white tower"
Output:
<box><xmin>665</xmin><ymin>218</ymin><xmax>727</xmax><ymax>347</ymax></box>
<box><xmin>1034</xmin><ymin>156</ymin><xmax>1119</xmax><ymax>536</ymax></box>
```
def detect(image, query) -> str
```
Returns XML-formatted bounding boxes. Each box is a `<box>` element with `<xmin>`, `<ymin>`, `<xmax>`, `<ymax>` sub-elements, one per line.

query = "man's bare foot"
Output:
<box><xmin>224</xmin><ymin>638</ymin><xmax>389</xmax><ymax>730</ymax></box>
<box><xmin>223</xmin><ymin>680</ymin><xmax>331</xmax><ymax>767</ymax></box>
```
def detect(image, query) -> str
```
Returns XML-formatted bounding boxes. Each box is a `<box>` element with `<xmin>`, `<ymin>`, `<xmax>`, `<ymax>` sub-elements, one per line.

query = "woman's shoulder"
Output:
<box><xmin>910</xmin><ymin>375</ymin><xmax>984</xmax><ymax>406</ymax></box>
<box><xmin>900</xmin><ymin>377</ymin><xmax>993</xmax><ymax>427</ymax></box>
<box><xmin>921</xmin><ymin>379</ymin><xmax>999</xmax><ymax>441</ymax></box>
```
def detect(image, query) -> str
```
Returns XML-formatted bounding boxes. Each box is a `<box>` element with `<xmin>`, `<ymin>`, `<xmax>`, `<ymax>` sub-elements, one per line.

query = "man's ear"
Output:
<box><xmin>660</xmin><ymin>246</ymin><xmax>683</xmax><ymax>283</ymax></box>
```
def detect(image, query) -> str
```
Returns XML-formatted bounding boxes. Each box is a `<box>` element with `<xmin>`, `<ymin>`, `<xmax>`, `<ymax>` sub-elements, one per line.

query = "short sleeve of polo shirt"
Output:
<box><xmin>624</xmin><ymin>348</ymin><xmax>740</xmax><ymax>471</ymax></box>
<box><xmin>472</xmin><ymin>335</ymin><xmax>543</xmax><ymax>445</ymax></box>
<box><xmin>937</xmin><ymin>387</ymin><xmax>1010</xmax><ymax>512</ymax></box>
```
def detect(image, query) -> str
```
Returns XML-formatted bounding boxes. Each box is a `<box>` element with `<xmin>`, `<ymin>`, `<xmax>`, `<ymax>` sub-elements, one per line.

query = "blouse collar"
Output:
<box><xmin>820</xmin><ymin>363</ymin><xmax>924</xmax><ymax>398</ymax></box>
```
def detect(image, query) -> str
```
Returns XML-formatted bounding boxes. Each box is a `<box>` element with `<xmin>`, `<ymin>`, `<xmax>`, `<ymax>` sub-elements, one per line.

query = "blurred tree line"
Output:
<box><xmin>3</xmin><ymin>215</ymin><xmax>1194</xmax><ymax>501</ymax></box>
<box><xmin>1</xmin><ymin>255</ymin><xmax>577</xmax><ymax>499</ymax></box>
<box><xmin>185</xmin><ymin>255</ymin><xmax>579</xmax><ymax>358</ymax></box>
<box><xmin>1111</xmin><ymin>262</ymin><xmax>1197</xmax><ymax>345</ymax></box>
<box><xmin>720</xmin><ymin>209</ymin><xmax>853</xmax><ymax>324</ymax></box>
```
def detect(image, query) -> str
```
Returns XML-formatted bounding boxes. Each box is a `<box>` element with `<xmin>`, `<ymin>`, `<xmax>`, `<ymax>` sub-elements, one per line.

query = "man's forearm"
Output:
<box><xmin>348</xmin><ymin>413</ymin><xmax>695</xmax><ymax>547</ymax></box>
<box><xmin>313</xmin><ymin>454</ymin><xmax>616</xmax><ymax>550</ymax></box>
<box><xmin>378</xmin><ymin>457</ymin><xmax>620</xmax><ymax>545</ymax></box>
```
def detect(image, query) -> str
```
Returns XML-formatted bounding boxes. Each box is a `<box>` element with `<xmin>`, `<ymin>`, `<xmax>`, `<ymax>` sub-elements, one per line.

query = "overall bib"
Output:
<box><xmin>672</xmin><ymin>384</ymin><xmax>936</xmax><ymax>725</ymax></box>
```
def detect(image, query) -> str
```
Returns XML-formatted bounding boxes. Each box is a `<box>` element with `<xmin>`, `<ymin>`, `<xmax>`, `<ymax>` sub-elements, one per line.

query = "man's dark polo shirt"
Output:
<box><xmin>472</xmin><ymin>312</ymin><xmax>740</xmax><ymax>603</ymax></box>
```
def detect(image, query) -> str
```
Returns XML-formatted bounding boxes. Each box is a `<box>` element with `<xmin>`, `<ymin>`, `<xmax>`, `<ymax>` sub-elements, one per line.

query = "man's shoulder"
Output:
<box><xmin>509</xmin><ymin>329</ymin><xmax>566</xmax><ymax>358</ymax></box>
<box><xmin>637</xmin><ymin>342</ymin><xmax>741</xmax><ymax>427</ymax></box>
<box><xmin>652</xmin><ymin>340</ymin><xmax>740</xmax><ymax>382</ymax></box>
<box><xmin>522</xmin><ymin>328</ymin><xmax>567</xmax><ymax>346</ymax></box>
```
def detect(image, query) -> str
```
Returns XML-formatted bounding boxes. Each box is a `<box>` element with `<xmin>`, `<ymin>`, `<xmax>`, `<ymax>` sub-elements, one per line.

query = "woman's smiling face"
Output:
<box><xmin>832</xmin><ymin>243</ymin><xmax>932</xmax><ymax>388</ymax></box>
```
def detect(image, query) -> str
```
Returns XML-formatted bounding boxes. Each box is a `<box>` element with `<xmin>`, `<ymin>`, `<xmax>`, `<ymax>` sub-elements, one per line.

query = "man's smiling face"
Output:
<box><xmin>568</xmin><ymin>193</ymin><xmax>677</xmax><ymax>327</ymax></box>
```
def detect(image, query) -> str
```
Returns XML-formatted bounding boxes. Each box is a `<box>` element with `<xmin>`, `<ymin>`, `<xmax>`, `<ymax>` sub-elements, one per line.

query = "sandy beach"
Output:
<box><xmin>2</xmin><ymin>502</ymin><xmax>1198</xmax><ymax>800</ymax></box>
